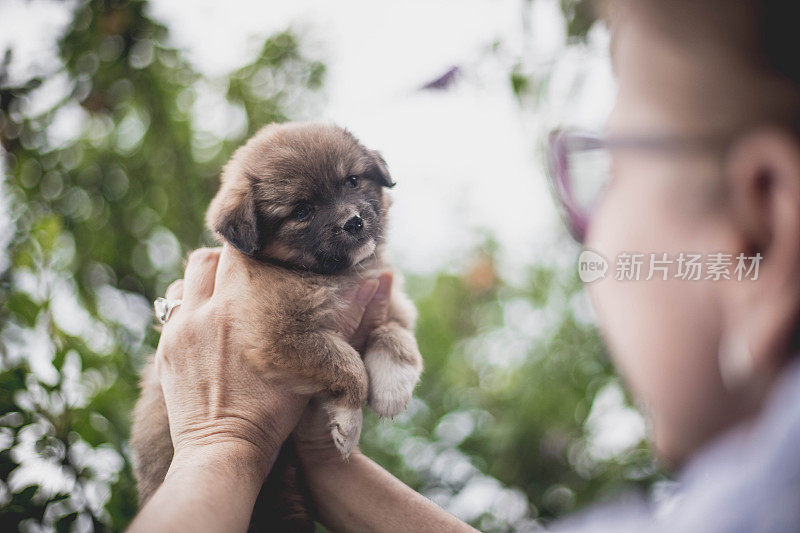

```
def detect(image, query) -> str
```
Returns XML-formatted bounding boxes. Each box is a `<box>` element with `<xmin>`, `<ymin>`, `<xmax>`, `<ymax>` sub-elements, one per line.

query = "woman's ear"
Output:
<box><xmin>721</xmin><ymin>127</ymin><xmax>800</xmax><ymax>379</ymax></box>
<box><xmin>369</xmin><ymin>150</ymin><xmax>396</xmax><ymax>188</ymax></box>
<box><xmin>206</xmin><ymin>181</ymin><xmax>263</xmax><ymax>256</ymax></box>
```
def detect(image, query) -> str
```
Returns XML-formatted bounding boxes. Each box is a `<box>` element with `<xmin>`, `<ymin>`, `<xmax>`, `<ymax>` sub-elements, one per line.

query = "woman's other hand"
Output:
<box><xmin>293</xmin><ymin>272</ymin><xmax>394</xmax><ymax>466</ymax></box>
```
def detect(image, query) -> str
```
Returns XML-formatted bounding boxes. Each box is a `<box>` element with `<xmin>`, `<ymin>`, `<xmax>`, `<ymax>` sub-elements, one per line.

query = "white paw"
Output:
<box><xmin>328</xmin><ymin>405</ymin><xmax>362</xmax><ymax>458</ymax></box>
<box><xmin>364</xmin><ymin>349</ymin><xmax>421</xmax><ymax>418</ymax></box>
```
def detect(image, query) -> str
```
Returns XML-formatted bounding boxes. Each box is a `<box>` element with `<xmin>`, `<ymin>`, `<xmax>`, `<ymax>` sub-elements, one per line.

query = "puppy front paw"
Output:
<box><xmin>328</xmin><ymin>405</ymin><xmax>363</xmax><ymax>458</ymax></box>
<box><xmin>364</xmin><ymin>348</ymin><xmax>421</xmax><ymax>418</ymax></box>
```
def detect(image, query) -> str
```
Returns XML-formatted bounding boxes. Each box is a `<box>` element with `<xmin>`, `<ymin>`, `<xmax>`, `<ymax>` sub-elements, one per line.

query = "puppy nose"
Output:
<box><xmin>343</xmin><ymin>215</ymin><xmax>363</xmax><ymax>235</ymax></box>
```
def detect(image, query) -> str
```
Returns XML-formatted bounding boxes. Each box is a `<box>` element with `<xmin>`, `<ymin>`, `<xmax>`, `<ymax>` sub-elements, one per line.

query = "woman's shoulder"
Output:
<box><xmin>668</xmin><ymin>357</ymin><xmax>800</xmax><ymax>531</ymax></box>
<box><xmin>552</xmin><ymin>359</ymin><xmax>800</xmax><ymax>533</ymax></box>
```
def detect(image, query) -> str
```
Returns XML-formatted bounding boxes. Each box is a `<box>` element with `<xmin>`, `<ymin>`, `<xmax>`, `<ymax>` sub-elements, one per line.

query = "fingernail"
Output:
<box><xmin>374</xmin><ymin>273</ymin><xmax>392</xmax><ymax>301</ymax></box>
<box><xmin>356</xmin><ymin>279</ymin><xmax>379</xmax><ymax>306</ymax></box>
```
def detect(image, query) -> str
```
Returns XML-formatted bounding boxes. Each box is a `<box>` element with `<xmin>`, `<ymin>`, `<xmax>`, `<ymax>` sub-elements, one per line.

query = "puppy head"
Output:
<box><xmin>206</xmin><ymin>122</ymin><xmax>394</xmax><ymax>274</ymax></box>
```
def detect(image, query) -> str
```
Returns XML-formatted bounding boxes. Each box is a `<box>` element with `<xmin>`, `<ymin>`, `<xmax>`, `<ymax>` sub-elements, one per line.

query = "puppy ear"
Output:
<box><xmin>213</xmin><ymin>189</ymin><xmax>262</xmax><ymax>256</ymax></box>
<box><xmin>369</xmin><ymin>150</ymin><xmax>396</xmax><ymax>188</ymax></box>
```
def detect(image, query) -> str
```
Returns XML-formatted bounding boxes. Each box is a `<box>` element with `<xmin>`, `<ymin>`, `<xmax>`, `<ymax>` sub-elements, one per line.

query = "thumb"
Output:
<box><xmin>349</xmin><ymin>273</ymin><xmax>392</xmax><ymax>352</ymax></box>
<box><xmin>338</xmin><ymin>278</ymin><xmax>380</xmax><ymax>339</ymax></box>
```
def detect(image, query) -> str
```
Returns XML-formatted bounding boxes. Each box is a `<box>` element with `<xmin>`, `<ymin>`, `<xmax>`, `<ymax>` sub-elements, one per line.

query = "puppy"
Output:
<box><xmin>131</xmin><ymin>122</ymin><xmax>423</xmax><ymax>529</ymax></box>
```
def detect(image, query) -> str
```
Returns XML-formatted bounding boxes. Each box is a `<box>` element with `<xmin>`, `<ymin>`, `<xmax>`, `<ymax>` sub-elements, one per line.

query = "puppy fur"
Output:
<box><xmin>131</xmin><ymin>122</ymin><xmax>423</xmax><ymax>529</ymax></box>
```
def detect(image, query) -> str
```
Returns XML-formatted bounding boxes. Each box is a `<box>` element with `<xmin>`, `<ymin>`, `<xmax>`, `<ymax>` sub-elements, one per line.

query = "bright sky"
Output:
<box><xmin>146</xmin><ymin>0</ymin><xmax>569</xmax><ymax>274</ymax></box>
<box><xmin>1</xmin><ymin>0</ymin><xmax>615</xmax><ymax>274</ymax></box>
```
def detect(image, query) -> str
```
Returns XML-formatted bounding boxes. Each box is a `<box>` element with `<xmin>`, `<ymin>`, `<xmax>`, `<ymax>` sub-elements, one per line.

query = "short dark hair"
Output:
<box><xmin>595</xmin><ymin>0</ymin><xmax>800</xmax><ymax>132</ymax></box>
<box><xmin>596</xmin><ymin>0</ymin><xmax>800</xmax><ymax>88</ymax></box>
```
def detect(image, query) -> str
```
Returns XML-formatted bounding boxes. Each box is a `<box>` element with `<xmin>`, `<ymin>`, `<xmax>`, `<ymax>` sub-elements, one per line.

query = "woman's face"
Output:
<box><xmin>585</xmin><ymin>13</ymin><xmax>756</xmax><ymax>465</ymax></box>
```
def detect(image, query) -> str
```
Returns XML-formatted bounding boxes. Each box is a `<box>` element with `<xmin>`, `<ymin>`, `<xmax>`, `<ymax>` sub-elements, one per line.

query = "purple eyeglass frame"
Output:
<box><xmin>547</xmin><ymin>130</ymin><xmax>603</xmax><ymax>243</ymax></box>
<box><xmin>547</xmin><ymin>129</ymin><xmax>730</xmax><ymax>243</ymax></box>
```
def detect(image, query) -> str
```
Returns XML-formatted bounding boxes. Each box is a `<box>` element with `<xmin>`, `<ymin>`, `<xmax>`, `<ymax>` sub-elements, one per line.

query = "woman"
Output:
<box><xmin>129</xmin><ymin>1</ymin><xmax>800</xmax><ymax>531</ymax></box>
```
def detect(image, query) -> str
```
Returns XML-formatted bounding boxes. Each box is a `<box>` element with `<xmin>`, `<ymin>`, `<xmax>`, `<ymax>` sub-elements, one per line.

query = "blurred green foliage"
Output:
<box><xmin>0</xmin><ymin>1</ymin><xmax>656</xmax><ymax>531</ymax></box>
<box><xmin>361</xmin><ymin>251</ymin><xmax>658</xmax><ymax>530</ymax></box>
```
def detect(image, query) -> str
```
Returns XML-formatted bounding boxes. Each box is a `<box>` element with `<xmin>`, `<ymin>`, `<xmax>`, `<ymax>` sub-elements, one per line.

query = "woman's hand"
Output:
<box><xmin>130</xmin><ymin>246</ymin><xmax>311</xmax><ymax>533</ymax></box>
<box><xmin>288</xmin><ymin>274</ymin><xmax>474</xmax><ymax>533</ymax></box>
<box><xmin>293</xmin><ymin>272</ymin><xmax>394</xmax><ymax>467</ymax></box>
<box><xmin>154</xmin><ymin>246</ymin><xmax>308</xmax><ymax>478</ymax></box>
<box><xmin>155</xmin><ymin>245</ymin><xmax>393</xmax><ymax>472</ymax></box>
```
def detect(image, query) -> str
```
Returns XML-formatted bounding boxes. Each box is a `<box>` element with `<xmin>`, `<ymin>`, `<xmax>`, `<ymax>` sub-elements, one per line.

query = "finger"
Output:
<box><xmin>372</xmin><ymin>272</ymin><xmax>393</xmax><ymax>304</ymax></box>
<box><xmin>350</xmin><ymin>272</ymin><xmax>393</xmax><ymax>352</ymax></box>
<box><xmin>212</xmin><ymin>244</ymin><xmax>243</xmax><ymax>299</ymax></box>
<box><xmin>165</xmin><ymin>279</ymin><xmax>184</xmax><ymax>300</ymax></box>
<box><xmin>183</xmin><ymin>248</ymin><xmax>221</xmax><ymax>307</ymax></box>
<box><xmin>338</xmin><ymin>279</ymin><xmax>379</xmax><ymax>340</ymax></box>
<box><xmin>160</xmin><ymin>279</ymin><xmax>186</xmax><ymax>323</ymax></box>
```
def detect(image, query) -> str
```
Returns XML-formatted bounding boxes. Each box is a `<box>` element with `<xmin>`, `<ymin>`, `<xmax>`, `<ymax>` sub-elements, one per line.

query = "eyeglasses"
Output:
<box><xmin>546</xmin><ymin>129</ymin><xmax>729</xmax><ymax>243</ymax></box>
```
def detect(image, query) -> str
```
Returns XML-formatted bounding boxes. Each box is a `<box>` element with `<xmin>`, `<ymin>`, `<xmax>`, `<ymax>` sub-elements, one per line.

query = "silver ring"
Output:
<box><xmin>154</xmin><ymin>297</ymin><xmax>182</xmax><ymax>325</ymax></box>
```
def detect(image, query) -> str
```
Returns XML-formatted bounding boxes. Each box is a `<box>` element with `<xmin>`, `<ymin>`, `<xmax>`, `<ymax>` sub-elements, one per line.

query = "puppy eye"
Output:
<box><xmin>346</xmin><ymin>175</ymin><xmax>359</xmax><ymax>188</ymax></box>
<box><xmin>291</xmin><ymin>202</ymin><xmax>313</xmax><ymax>221</ymax></box>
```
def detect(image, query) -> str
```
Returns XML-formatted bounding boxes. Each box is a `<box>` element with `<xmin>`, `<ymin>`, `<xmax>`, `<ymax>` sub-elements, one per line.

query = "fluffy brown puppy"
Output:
<box><xmin>131</xmin><ymin>122</ymin><xmax>423</xmax><ymax>529</ymax></box>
